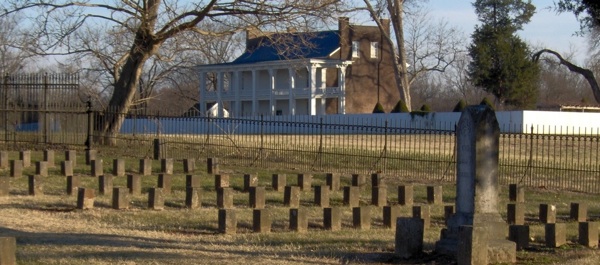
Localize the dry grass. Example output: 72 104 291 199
1 159 600 264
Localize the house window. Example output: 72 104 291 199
352 41 360 58
370 42 379 59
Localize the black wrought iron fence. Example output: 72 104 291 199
1 96 600 193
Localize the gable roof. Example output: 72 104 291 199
230 30 340 65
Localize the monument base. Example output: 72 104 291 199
435 213 516 264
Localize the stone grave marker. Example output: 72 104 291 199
434 105 516 264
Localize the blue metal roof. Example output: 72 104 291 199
230 30 340 65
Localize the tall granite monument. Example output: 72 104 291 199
435 105 515 264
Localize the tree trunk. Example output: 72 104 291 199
532 49 600 104
100 52 150 145
387 0 412 111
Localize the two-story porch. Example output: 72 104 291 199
198 58 351 117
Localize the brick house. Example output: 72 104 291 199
197 17 400 117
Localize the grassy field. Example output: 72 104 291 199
0 154 600 264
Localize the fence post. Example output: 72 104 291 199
85 97 92 151
153 111 162 160
43 73 48 144
2 74 8 144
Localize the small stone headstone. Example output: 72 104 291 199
217 187 233 209
28 175 43 196
157 174 172 195
112 187 130 210
186 175 201 188
10 160 23 178
412 205 431 229
85 149 97 165
112 159 125 176
253 209 271 233
297 173 312 191
545 223 566 248
0 237 17 265
43 150 55 167
325 173 340 191
214 174 230 190
343 186 360 207
371 186 387 207
578 222 598 248
61 161 73 177
185 187 202 209
218 209 236 234
398 185 414 206
351 174 367 191
371 173 385 187
395 217 424 259
0 177 9 197
243 173 258 192
207 157 219 174
507 203 525 225
383 206 401 230
35 161 48 177
272 174 286 192
91 159 103 177
77 188 95 209
353 206 371 230
183 158 195 173
289 208 308 233
148 188 165 210
284 186 300 208
160 158 173 175
570 202 588 222
509 225 530 250
249 186 265 209
0 151 8 169
65 150 77 167
314 185 330 207
426 185 443 205
139 159 152 176
539 204 556 224
509 184 525 203
66 176 80 196
19 150 31 167
324 207 342 231
127 174 142 196
99 175 114 196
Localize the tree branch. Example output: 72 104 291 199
532 48 600 104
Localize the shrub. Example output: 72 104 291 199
480 97 495 110
372 102 385 114
391 100 409 113
420 104 431 112
453 99 467 112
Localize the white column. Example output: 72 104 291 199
308 65 317 115
233 71 240 117
288 68 296 115
199 71 207 114
217 71 224 118
268 68 275 116
252 70 257 115
338 66 347 114
320 97 326 115
318 67 327 88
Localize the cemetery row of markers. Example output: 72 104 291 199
0 150 598 251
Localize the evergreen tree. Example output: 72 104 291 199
480 97 496 110
391 100 410 113
468 0 540 109
372 102 385 113
453 99 467 112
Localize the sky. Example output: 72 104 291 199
428 0 587 63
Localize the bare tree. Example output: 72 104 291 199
0 13 35 74
360 0 464 110
1 0 342 144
